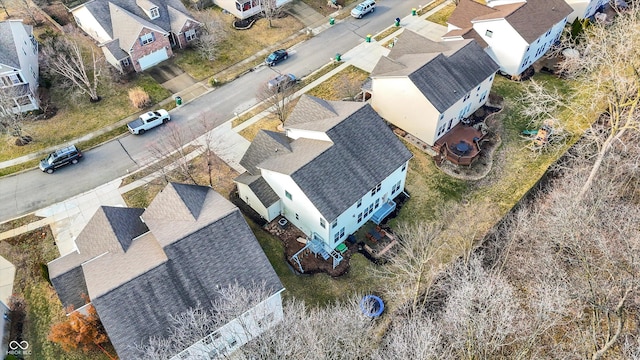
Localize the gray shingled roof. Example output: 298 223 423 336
0 21 30 69
101 39 129 60
94 209 283 359
240 130 292 175
110 2 167 51
292 103 412 221
235 173 280 208
372 32 499 113
78 0 195 49
253 96 412 222
48 206 149 309
49 183 283 360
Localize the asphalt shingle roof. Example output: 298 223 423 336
95 208 282 359
235 173 280 207
446 0 572 44
247 96 412 222
372 31 499 113
77 0 195 49
49 183 283 360
0 21 31 69
239 130 292 176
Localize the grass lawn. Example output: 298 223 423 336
0 73 169 163
174 9 305 81
306 65 369 100
426 3 456 26
250 221 380 306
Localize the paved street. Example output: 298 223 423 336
0 0 448 223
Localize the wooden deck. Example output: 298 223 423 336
433 123 485 166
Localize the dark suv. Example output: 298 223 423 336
39 145 82 174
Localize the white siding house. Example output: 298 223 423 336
216 0 293 20
0 20 39 113
235 95 413 251
443 0 573 77
565 0 609 22
370 30 499 146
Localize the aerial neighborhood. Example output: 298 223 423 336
0 0 638 359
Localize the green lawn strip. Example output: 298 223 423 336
306 65 369 100
373 26 401 42
425 3 455 26
417 0 447 16
0 214 44 233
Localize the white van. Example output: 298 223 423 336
351 0 376 18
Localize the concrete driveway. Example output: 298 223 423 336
145 61 197 94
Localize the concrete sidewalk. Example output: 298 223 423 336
0 1 452 296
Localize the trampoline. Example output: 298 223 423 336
360 295 384 317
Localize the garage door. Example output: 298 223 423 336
138 48 169 70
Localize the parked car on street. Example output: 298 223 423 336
267 73 297 92
351 0 376 18
127 109 171 135
39 145 83 174
265 49 288 66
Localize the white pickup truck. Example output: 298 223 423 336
127 109 171 135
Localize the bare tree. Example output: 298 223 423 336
375 222 448 314
492 137 640 359
438 257 527 359
256 77 297 125
521 4 640 201
40 32 103 102
371 313 445 360
191 10 228 61
147 122 199 185
14 0 45 25
260 0 279 28
0 86 32 144
0 0 10 17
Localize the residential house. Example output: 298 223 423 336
235 95 413 254
70 0 201 72
370 30 499 147
48 183 284 359
217 0 293 20
565 0 608 21
443 0 573 77
0 20 39 113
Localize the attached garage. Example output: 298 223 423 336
138 48 169 70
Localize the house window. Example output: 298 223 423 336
140 32 155 45
285 190 292 200
375 198 380 208
320 219 326 228
74 15 82 26
332 219 338 229
357 199 362 208
334 227 345 242
295 213 299 220
463 93 470 102
150 7 160 19
358 212 363 222
485 29 493 38
121 58 130 67
227 337 238 347
185 28 197 42
402 162 406 171
339 227 345 238
392 180 401 193
30 65 36 80
371 183 382 196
